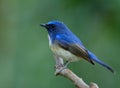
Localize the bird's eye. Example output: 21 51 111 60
50 24 55 28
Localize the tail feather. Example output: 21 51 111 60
88 51 115 73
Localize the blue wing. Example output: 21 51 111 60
55 34 115 73
55 34 94 64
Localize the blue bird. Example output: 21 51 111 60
40 20 114 73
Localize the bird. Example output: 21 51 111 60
40 20 115 73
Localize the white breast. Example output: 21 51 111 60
48 35 52 46
50 44 80 62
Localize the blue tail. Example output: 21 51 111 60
88 51 115 73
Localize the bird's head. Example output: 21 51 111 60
40 21 68 33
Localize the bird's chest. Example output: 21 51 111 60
50 45 79 62
49 44 79 62
48 35 80 62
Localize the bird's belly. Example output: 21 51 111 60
50 45 80 62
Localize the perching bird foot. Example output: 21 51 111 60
55 64 67 76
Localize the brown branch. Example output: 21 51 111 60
54 56 99 88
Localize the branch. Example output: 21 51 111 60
54 56 99 88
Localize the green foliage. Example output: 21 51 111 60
0 0 120 88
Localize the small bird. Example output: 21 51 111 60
40 20 114 73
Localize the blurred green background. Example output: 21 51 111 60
0 0 120 88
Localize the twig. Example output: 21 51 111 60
54 56 99 88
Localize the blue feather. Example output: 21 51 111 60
88 50 115 73
41 20 115 73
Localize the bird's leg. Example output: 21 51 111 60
64 60 71 68
54 55 72 75
54 55 65 75
54 55 64 68
55 60 71 75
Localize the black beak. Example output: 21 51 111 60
40 23 47 27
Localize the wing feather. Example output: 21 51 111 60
55 36 94 64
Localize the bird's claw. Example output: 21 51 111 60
55 64 67 76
